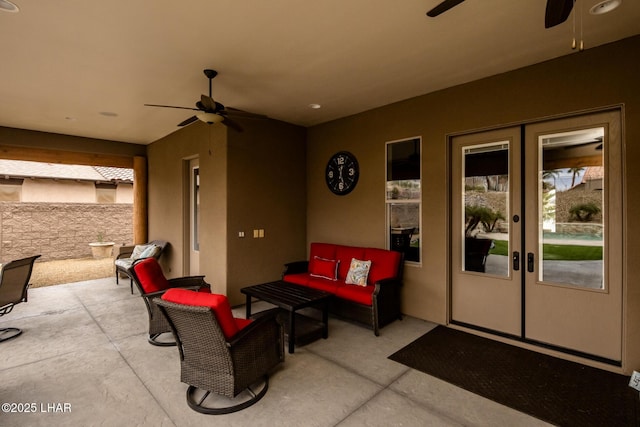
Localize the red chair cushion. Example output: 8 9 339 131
161 288 251 340
133 258 171 293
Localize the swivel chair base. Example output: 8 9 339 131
0 327 22 343
186 375 269 415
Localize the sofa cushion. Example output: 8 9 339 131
132 258 171 293
283 273 310 287
309 242 338 261
305 277 341 294
114 258 134 269
161 288 251 340
335 283 375 306
309 256 339 281
364 247 402 285
345 258 372 286
335 246 366 279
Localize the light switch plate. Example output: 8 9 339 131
629 371 640 391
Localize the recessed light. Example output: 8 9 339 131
589 0 622 15
0 0 19 13
308 103 322 110
99 111 118 117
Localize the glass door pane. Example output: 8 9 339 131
463 142 510 277
538 128 604 289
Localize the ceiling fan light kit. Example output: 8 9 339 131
196 112 224 124
145 68 266 132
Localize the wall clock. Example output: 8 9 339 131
325 151 359 195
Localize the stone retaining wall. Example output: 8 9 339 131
0 202 133 262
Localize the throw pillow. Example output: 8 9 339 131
309 256 339 281
139 244 161 259
345 258 372 287
130 244 151 260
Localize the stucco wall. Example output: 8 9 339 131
0 202 133 261
306 36 640 373
147 119 307 306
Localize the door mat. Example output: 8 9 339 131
388 326 638 426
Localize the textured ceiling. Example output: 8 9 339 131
1 0 638 144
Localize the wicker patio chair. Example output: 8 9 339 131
155 288 285 414
115 239 168 294
128 257 210 346
0 255 41 343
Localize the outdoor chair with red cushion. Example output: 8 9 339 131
155 288 284 415
115 239 168 294
128 257 210 346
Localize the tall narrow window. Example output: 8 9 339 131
386 137 421 263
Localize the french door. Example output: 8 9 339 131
451 110 622 364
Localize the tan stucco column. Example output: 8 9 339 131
133 156 147 244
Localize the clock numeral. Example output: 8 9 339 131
328 170 334 179
338 182 344 191
337 156 345 165
348 167 355 176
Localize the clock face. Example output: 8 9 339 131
325 151 359 195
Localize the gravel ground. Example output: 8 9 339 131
29 257 115 288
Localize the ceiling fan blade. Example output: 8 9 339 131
144 103 199 111
221 117 243 132
177 115 198 127
426 0 465 17
545 0 574 28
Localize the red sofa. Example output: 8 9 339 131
282 242 404 335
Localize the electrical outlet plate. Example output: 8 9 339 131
629 371 640 391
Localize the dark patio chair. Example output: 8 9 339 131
128 257 210 346
0 255 41 343
115 239 168 294
155 288 284 414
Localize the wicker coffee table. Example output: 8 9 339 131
241 280 332 354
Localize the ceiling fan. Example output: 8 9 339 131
144 69 266 132
426 0 575 28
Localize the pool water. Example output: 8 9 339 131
542 232 602 242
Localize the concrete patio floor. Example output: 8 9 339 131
0 277 550 426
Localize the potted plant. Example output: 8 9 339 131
464 205 503 272
89 232 115 259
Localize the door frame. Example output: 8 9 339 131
182 156 200 276
447 105 626 369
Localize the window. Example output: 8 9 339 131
0 178 22 202
386 137 421 263
95 183 117 203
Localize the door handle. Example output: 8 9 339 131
512 251 520 271
527 252 534 273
